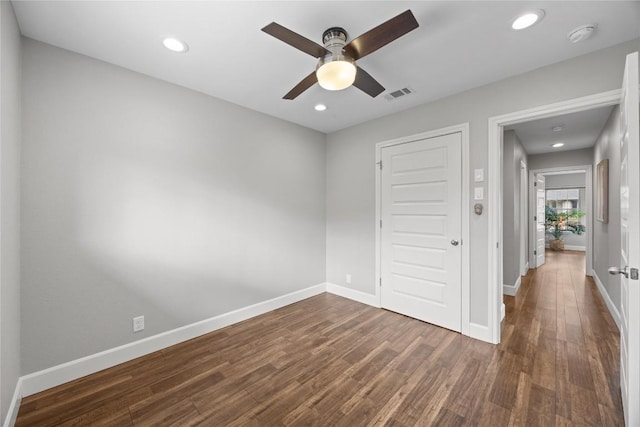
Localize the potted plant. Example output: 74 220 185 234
545 206 586 250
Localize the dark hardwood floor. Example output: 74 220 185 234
16 250 623 426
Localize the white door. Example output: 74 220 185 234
613 51 639 427
380 132 462 332
535 174 546 267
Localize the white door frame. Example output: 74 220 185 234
375 123 470 336
528 166 593 276
520 160 528 276
488 89 621 344
533 173 546 269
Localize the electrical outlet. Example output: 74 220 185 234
133 316 144 332
346 274 352 284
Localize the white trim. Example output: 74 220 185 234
501 303 506 321
375 123 470 337
528 171 538 269
469 322 492 342
545 245 586 251
564 245 586 252
592 271 621 330
2 379 22 427
522 262 529 276
519 161 528 281
544 245 586 251
326 283 379 307
18 283 326 397
489 89 621 344
503 276 521 296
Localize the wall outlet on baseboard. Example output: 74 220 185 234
346 274 352 284
133 316 144 332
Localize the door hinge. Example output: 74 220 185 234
380 219 382 228
377 161 383 170
534 215 537 221
534 182 537 187
379 278 382 287
496 242 499 249
534 250 537 255
631 268 639 280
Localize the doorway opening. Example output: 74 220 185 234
528 166 593 273
487 89 622 344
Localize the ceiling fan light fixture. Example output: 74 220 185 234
316 58 356 91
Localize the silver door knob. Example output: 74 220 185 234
608 266 629 278
451 239 459 246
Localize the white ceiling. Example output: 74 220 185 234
506 105 615 155
11 1 640 133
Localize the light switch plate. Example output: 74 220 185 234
474 169 484 182
474 187 484 200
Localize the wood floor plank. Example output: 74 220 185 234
15 252 624 426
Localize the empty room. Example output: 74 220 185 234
1 1 640 425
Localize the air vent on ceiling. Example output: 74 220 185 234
384 87 415 101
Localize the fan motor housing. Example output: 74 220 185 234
322 27 348 47
319 27 354 67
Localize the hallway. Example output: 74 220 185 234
501 250 623 425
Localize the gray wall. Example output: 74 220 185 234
528 148 593 170
502 131 528 287
544 173 587 249
326 38 640 327
21 39 327 374
1 1 22 421
593 106 622 313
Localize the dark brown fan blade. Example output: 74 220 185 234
262 22 330 58
283 71 318 100
344 10 419 60
353 66 384 98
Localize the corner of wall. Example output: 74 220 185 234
0 0 23 423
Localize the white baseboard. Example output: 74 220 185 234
544 244 585 252
521 262 529 276
3 378 22 427
501 303 506 321
326 283 379 307
503 276 521 296
469 322 495 344
18 283 326 398
592 272 621 330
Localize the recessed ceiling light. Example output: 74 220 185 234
314 104 327 111
162 37 189 53
551 125 565 132
512 10 545 30
552 142 565 148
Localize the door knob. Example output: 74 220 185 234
609 266 629 278
451 239 459 246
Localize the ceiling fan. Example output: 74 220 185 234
261 10 419 100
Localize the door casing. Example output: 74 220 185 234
488 89 622 344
